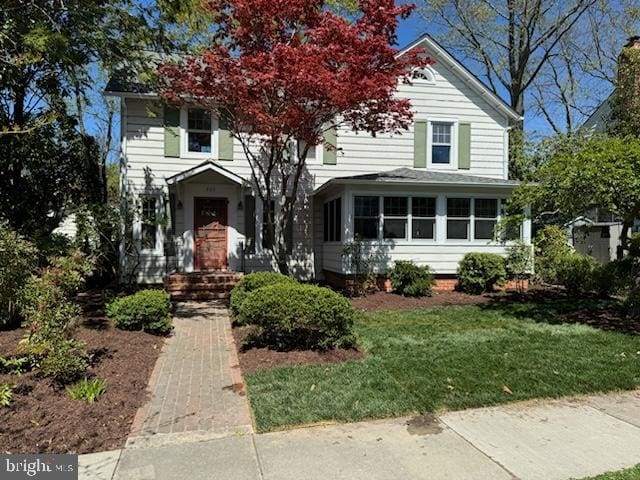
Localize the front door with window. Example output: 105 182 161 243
194 197 228 271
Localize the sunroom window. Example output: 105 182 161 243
412 197 436 239
383 197 408 239
187 109 212 153
447 198 470 240
323 197 341 242
431 122 452 164
475 199 499 240
354 196 379 240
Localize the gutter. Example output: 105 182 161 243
312 178 519 196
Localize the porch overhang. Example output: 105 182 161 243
312 167 520 196
165 160 247 186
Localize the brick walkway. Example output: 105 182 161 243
129 302 252 439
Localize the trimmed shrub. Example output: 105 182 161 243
106 289 172 335
388 261 435 297
237 283 355 350
0 223 37 328
457 253 507 294
556 254 599 295
594 258 635 297
534 225 573 284
230 272 296 316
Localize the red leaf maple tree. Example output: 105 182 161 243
159 0 431 274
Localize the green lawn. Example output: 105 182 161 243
245 301 640 432
579 465 640 479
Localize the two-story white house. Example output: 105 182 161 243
106 34 530 292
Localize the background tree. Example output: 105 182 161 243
159 0 429 274
0 0 169 242
416 0 599 178
511 135 640 259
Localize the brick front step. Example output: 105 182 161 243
165 282 238 292
164 271 243 302
170 292 232 301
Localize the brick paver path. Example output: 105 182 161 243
130 302 252 438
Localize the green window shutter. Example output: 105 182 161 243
163 106 180 158
323 125 337 165
458 123 471 170
414 120 427 168
244 195 256 254
218 114 234 161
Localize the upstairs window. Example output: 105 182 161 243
297 139 316 160
431 122 452 164
412 67 435 83
412 197 436 240
187 109 212 153
354 196 379 240
323 198 342 242
141 196 158 250
475 199 499 240
383 197 408 239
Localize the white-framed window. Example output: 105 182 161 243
262 200 275 249
181 108 217 157
446 198 471 240
323 197 342 242
427 119 458 169
411 66 436 84
297 139 316 161
354 196 379 240
475 199 499 240
412 197 436 240
383 196 408 240
140 195 159 251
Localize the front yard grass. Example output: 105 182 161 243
245 301 640 432
579 465 640 479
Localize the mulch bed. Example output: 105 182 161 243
0 307 164 454
350 290 495 311
233 326 365 375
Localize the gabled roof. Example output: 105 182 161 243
313 167 519 195
399 34 522 122
165 161 246 186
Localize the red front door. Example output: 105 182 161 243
194 197 228 271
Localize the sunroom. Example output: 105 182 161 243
312 168 531 287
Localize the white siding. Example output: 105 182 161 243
120 42 516 282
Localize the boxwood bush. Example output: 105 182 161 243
230 271 296 316
106 289 172 335
237 283 355 350
388 261 435 297
556 254 599 296
457 253 507 294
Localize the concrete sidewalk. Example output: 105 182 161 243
80 390 640 480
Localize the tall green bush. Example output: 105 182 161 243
0 223 37 328
230 272 296 315
237 283 355 350
457 253 507 294
556 254 599 295
505 241 533 292
388 261 434 297
106 289 172 335
534 225 573 284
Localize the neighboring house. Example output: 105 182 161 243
105 34 530 289
575 36 640 261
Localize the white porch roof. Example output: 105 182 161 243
165 160 246 186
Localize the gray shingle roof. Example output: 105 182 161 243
331 167 518 186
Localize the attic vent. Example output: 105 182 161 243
412 66 435 84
